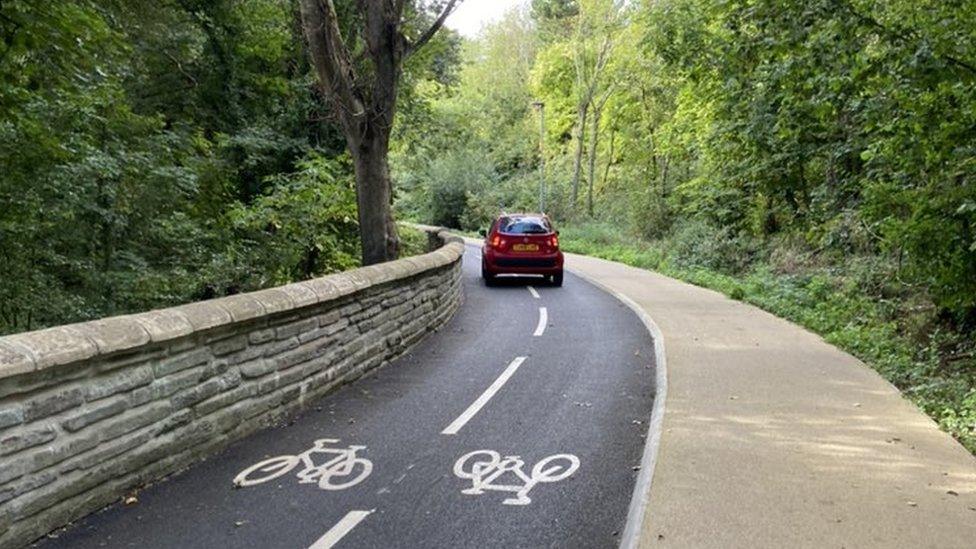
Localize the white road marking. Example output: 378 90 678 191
233 439 372 491
527 286 540 299
442 357 528 435
309 510 373 549
533 307 548 337
454 450 580 505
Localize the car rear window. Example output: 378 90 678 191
499 217 551 235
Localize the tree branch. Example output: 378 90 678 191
299 0 367 136
405 0 461 59
836 0 976 76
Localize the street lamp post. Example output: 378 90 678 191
531 100 546 213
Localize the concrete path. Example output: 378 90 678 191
36 246 655 549
565 252 976 548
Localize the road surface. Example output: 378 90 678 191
37 246 656 549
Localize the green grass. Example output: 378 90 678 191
560 222 976 455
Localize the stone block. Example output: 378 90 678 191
217 294 265 323
239 359 274 379
154 347 211 378
24 386 84 421
176 301 233 331
251 288 294 315
99 402 171 442
0 422 56 455
4 326 96 372
150 367 203 400
211 335 247 356
86 366 153 401
62 395 129 433
302 278 339 303
0 341 36 377
0 404 24 430
131 310 193 343
278 283 318 309
248 328 275 345
274 317 318 341
78 316 150 355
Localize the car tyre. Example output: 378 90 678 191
551 271 563 287
482 263 496 287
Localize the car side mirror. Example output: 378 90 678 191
555 230 560 236
479 229 487 237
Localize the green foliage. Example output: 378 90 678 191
221 153 361 290
0 0 452 334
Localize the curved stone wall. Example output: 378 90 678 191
0 228 464 547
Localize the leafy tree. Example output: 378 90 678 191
298 0 462 265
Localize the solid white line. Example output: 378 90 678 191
565 261 668 549
442 357 528 435
527 286 540 299
309 510 374 549
533 307 548 337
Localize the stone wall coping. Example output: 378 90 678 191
0 228 463 380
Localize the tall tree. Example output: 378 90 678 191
569 0 619 209
299 0 460 264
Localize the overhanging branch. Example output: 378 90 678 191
405 0 461 59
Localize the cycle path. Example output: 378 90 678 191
565 252 976 548
36 246 655 549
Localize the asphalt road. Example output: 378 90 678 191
37 246 656 549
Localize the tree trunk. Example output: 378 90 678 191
601 128 615 192
571 101 589 208
350 131 399 265
587 104 603 217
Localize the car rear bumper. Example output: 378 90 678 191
483 249 564 275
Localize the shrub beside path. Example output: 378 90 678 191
565 252 976 548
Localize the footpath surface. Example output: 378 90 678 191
565 252 976 548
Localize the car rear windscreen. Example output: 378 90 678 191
500 217 551 234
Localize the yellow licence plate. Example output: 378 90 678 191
512 243 539 252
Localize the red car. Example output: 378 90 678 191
480 213 564 287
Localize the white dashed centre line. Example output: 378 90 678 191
441 356 528 435
527 286 540 299
533 307 548 337
309 510 373 549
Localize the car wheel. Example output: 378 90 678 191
551 271 563 287
482 263 496 287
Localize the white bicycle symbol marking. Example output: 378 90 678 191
233 438 372 491
453 450 580 505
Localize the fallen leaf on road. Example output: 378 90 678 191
853 403 862 408
123 496 138 506
906 501 917 507
947 490 959 496
235 521 247 527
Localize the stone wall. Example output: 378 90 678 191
0 229 464 547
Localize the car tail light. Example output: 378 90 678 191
549 235 559 248
490 235 506 249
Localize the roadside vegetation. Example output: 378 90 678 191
0 1 454 334
392 1 976 453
